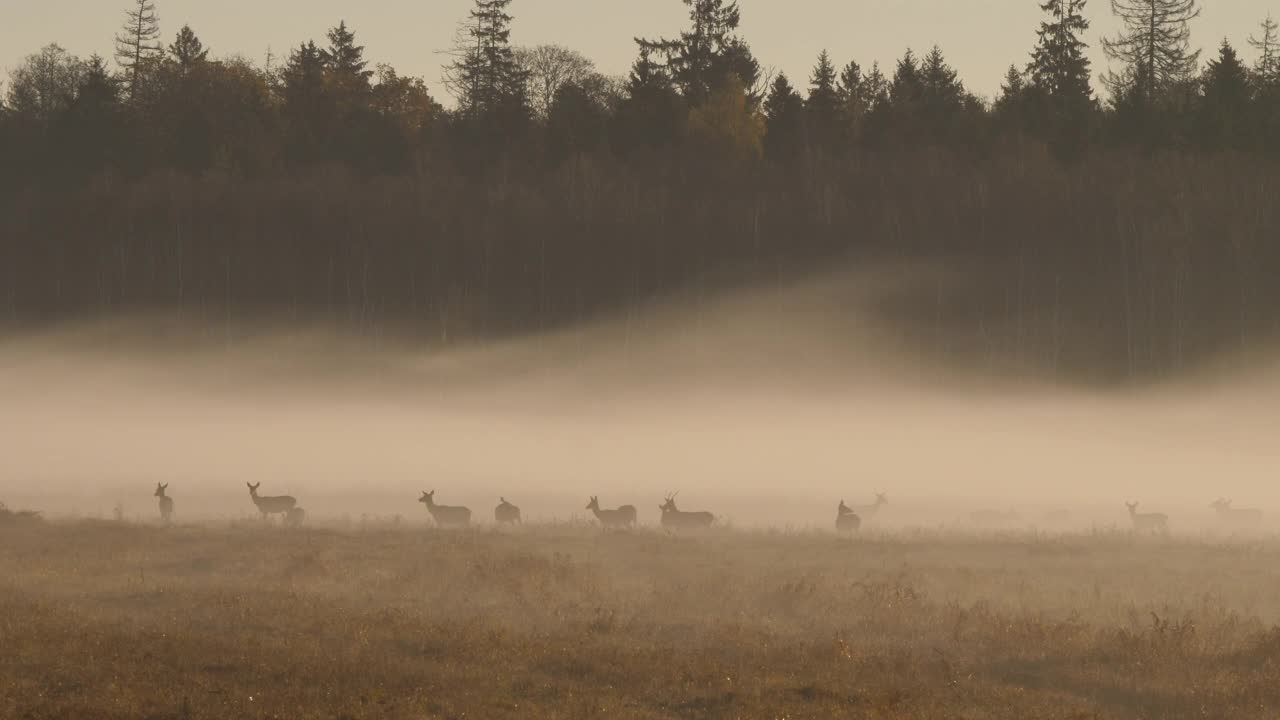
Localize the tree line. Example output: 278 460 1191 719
2 0 1280 382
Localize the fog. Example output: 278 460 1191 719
3 266 1279 529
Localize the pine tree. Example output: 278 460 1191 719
637 0 760 106
806 50 839 145
763 72 803 160
836 61 868 142
446 0 531 124
1249 15 1280 85
921 45 963 111
615 47 686 151
169 25 208 70
1028 0 1092 104
115 0 163 99
1103 0 1201 105
1196 39 1252 150
322 21 373 87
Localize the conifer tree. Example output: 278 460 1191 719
169 25 208 70
115 0 162 99
446 0 531 124
763 72 803 160
637 0 760 106
1028 0 1092 105
807 50 840 146
1196 39 1252 150
322 21 373 88
1103 0 1201 105
1249 15 1280 85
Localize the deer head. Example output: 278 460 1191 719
875 492 888 505
838 499 851 515
1125 501 1138 513
154 483 168 497
247 482 260 497
419 490 434 506
659 492 679 513
586 496 599 510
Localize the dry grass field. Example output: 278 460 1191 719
4 517 1280 720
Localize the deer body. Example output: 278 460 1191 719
1126 502 1169 535
659 495 714 530
285 507 306 527
420 491 471 528
247 482 296 519
836 500 861 532
495 497 521 524
154 483 174 523
586 496 637 528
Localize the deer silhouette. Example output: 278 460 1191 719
247 482 296 521
836 500 861 532
419 490 471 528
1126 501 1169 535
586 496 637 528
1209 498 1263 525
494 497 521 524
658 493 714 530
154 483 174 523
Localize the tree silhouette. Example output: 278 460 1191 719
446 0 530 125
1249 15 1280 85
763 72 803 160
115 0 163 99
1103 0 1201 105
806 50 840 147
516 45 596 120
169 25 208 70
637 0 760 106
1196 40 1252 150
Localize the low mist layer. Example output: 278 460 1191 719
3 265 1279 528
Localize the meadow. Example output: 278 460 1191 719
3 515 1280 719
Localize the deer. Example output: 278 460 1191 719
154 483 174 523
285 507 306 527
419 490 471 528
836 500 861 532
494 497 522 524
586 496 637 528
1125 501 1169 535
247 482 297 521
658 493 714 530
1209 498 1264 525
849 492 888 520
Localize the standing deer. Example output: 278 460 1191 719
849 493 888 520
494 497 522 524
658 493 714 530
154 483 174 523
836 500 861 532
586 496 637 528
1209 498 1264 525
1125 502 1169 535
419 490 471 528
247 482 297 521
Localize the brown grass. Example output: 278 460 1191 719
3 520 1280 719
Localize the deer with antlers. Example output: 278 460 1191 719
835 500 861 532
586 496 637 528
1125 502 1169 535
419 491 471 528
247 482 296 521
154 483 174 524
494 497 522 524
658 493 714 530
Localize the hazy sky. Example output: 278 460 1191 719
4 1 1276 101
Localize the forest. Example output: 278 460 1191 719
3 0 1280 381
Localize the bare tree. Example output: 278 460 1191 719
515 44 595 119
1250 14 1280 84
1102 0 1201 101
115 0 163 99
